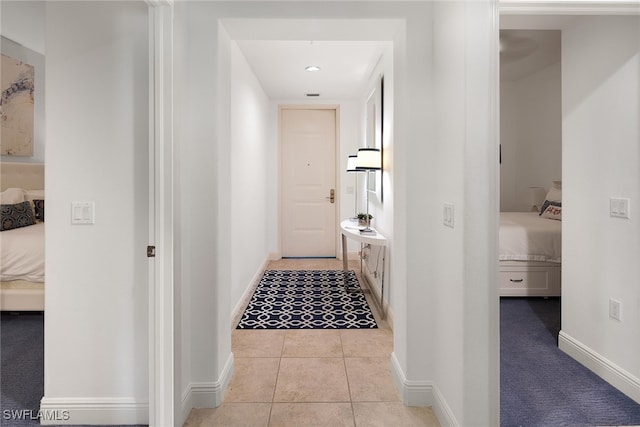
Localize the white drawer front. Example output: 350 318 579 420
501 270 549 290
499 266 561 296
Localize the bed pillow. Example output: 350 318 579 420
540 202 562 220
23 190 45 222
539 200 561 215
0 188 25 205
25 189 44 200
1 201 36 231
544 187 562 203
32 199 45 222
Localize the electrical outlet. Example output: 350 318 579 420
443 203 454 228
609 299 621 321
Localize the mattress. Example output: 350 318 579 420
499 212 561 264
0 222 45 282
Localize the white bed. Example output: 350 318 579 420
499 212 561 297
1 162 45 311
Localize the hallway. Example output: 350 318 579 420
183 259 440 426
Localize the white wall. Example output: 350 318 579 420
42 1 148 424
500 61 562 211
174 3 498 426
561 15 640 402
1 1 46 164
500 80 519 207
174 4 231 420
173 2 190 422
230 41 273 310
0 1 45 55
336 100 364 236
429 2 499 424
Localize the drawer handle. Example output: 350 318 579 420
510 278 524 283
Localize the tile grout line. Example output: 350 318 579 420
339 330 358 427
266 330 287 426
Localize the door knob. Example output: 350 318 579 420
325 189 335 203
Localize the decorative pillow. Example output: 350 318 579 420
541 203 562 220
0 188 25 205
33 199 45 222
22 190 45 222
1 201 36 231
539 200 561 215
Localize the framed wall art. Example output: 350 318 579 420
1 36 43 159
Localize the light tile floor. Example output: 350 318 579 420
183 259 440 427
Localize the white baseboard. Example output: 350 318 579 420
431 384 459 427
390 352 458 427
559 331 640 404
39 397 148 425
230 256 271 328
180 353 235 425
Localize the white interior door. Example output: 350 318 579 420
281 107 337 257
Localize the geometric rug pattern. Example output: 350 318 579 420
236 270 378 329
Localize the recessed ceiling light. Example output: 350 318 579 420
305 65 321 72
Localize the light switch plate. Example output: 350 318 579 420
610 197 630 219
71 201 95 225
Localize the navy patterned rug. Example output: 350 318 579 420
236 270 378 329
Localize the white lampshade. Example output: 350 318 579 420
527 187 547 210
346 155 360 172
355 148 381 171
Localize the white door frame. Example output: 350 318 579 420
497 0 640 412
277 104 341 259
146 1 174 426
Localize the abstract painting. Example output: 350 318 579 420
1 53 34 156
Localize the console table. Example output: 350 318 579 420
340 219 388 319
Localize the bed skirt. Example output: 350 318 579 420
1 280 44 311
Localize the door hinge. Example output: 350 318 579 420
147 245 156 258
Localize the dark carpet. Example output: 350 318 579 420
1 312 146 427
1 312 44 427
237 269 378 329
501 297 640 426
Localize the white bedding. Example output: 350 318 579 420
500 212 561 263
0 222 45 282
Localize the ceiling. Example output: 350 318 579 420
237 34 560 98
235 40 388 100
500 29 561 82
234 15 564 100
